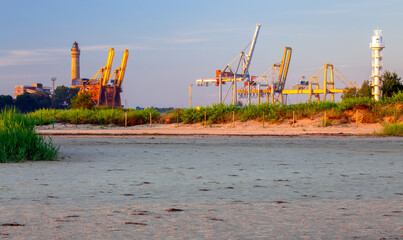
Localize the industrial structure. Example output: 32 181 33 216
71 42 129 108
14 83 51 98
370 30 385 101
196 24 261 105
195 24 355 105
237 47 292 104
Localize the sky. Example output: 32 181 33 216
0 0 402 108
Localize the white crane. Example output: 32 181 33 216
196 24 262 105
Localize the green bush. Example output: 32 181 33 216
338 97 375 111
0 108 59 162
382 91 403 104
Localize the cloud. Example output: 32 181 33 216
0 44 153 67
0 49 55 67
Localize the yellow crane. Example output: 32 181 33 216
237 47 292 104
108 49 129 108
286 64 355 102
73 48 129 108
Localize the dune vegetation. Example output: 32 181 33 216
0 109 59 163
24 91 403 128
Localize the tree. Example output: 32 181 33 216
52 86 79 109
32 92 51 109
70 92 94 109
15 93 38 113
358 80 373 98
341 87 359 100
381 71 403 98
0 95 13 110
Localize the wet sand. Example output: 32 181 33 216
1 137 402 239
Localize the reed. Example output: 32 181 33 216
0 108 59 163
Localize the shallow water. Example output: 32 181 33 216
1 136 401 207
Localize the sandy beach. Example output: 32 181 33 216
35 119 384 136
1 136 402 239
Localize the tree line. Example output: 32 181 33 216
0 86 79 113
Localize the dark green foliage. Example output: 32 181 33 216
15 93 38 113
15 93 52 113
32 92 51 109
0 95 13 110
342 80 373 100
52 86 79 109
359 80 373 98
0 109 59 163
338 97 375 111
341 87 359 100
70 92 94 109
381 71 403 98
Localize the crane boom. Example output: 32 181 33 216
116 49 129 88
277 47 292 91
101 48 114 86
243 24 261 76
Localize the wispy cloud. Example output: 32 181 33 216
0 44 153 67
0 49 55 67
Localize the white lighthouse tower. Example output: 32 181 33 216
370 30 385 101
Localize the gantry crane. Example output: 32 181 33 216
73 48 129 108
238 47 292 104
286 64 356 102
196 24 262 105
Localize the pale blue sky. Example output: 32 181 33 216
0 0 402 107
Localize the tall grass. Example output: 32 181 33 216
379 123 403 136
28 94 403 126
0 108 59 163
180 101 340 124
30 108 160 126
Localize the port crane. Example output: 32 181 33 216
73 48 129 108
196 24 261 105
238 47 292 104
285 64 356 102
